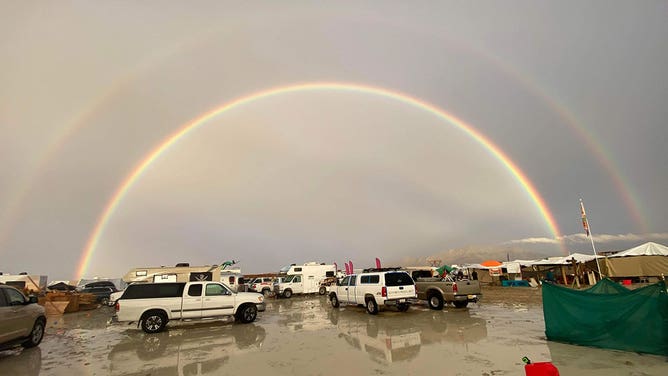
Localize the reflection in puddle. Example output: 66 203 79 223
108 321 265 376
328 307 488 364
0 347 41 376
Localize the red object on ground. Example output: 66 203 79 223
622 279 632 285
525 362 560 376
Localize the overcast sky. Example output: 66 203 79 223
1 1 666 280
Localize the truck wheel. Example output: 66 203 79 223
318 286 327 295
21 318 45 348
262 289 271 297
365 298 378 315
330 294 340 308
428 294 444 310
141 310 167 333
237 304 258 323
453 300 469 308
397 303 410 312
283 289 292 299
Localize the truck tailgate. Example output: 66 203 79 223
453 280 481 296
387 285 416 299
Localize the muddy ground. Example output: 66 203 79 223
1 286 665 375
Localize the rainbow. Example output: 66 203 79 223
77 82 564 278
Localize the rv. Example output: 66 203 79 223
0 273 47 293
123 263 246 291
274 262 336 298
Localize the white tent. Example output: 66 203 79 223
607 242 668 258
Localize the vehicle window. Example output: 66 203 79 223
5 288 26 305
411 270 433 280
340 276 350 286
0 288 8 306
294 267 302 272
293 276 301 283
188 284 202 297
325 271 335 277
284 275 295 283
361 275 379 284
205 283 228 296
349 276 356 286
122 283 185 299
263 278 272 283
228 276 235 284
384 272 414 286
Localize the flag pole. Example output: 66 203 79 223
580 199 603 278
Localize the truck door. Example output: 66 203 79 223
181 283 204 319
337 276 351 303
292 275 304 294
348 275 357 303
202 283 235 317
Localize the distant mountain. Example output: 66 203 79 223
393 244 560 267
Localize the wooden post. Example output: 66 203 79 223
560 265 568 285
570 258 580 288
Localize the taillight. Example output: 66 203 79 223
115 301 120 311
453 283 458 294
381 286 387 297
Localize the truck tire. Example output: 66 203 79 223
397 303 410 312
365 298 378 315
283 289 292 299
236 304 258 323
330 293 340 308
21 318 45 348
262 288 271 297
453 300 469 308
141 310 168 333
428 294 444 310
319 286 327 295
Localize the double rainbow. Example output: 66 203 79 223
77 82 563 278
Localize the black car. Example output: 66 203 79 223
80 287 115 304
84 281 118 290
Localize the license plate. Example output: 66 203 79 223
467 295 476 299
398 299 406 303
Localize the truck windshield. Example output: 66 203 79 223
283 275 295 283
385 272 414 286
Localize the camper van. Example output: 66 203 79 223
274 262 336 298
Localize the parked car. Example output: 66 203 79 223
328 269 416 314
80 286 116 304
408 269 481 309
248 278 274 296
112 281 266 333
83 281 118 290
0 285 47 350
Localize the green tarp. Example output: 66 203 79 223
542 278 668 356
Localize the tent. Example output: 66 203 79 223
543 278 668 356
603 242 668 278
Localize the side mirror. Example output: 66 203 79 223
28 295 38 304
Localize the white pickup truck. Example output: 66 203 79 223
113 281 266 333
328 269 417 314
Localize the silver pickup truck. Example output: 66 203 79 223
409 270 481 310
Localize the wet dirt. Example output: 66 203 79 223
1 286 665 375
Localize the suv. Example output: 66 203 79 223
0 285 47 350
81 286 116 304
328 269 416 314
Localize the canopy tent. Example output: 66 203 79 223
542 278 668 356
603 242 668 278
607 241 668 258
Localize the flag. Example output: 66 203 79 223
580 199 590 236
375 258 381 269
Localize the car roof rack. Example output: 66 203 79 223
361 267 402 273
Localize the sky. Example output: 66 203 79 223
1 1 666 281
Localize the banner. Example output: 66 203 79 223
488 267 503 276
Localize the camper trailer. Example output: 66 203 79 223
274 262 336 298
123 263 245 290
0 273 47 293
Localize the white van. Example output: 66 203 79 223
274 262 337 298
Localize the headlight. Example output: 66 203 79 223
258 296 264 302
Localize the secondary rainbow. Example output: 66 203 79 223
77 82 564 278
